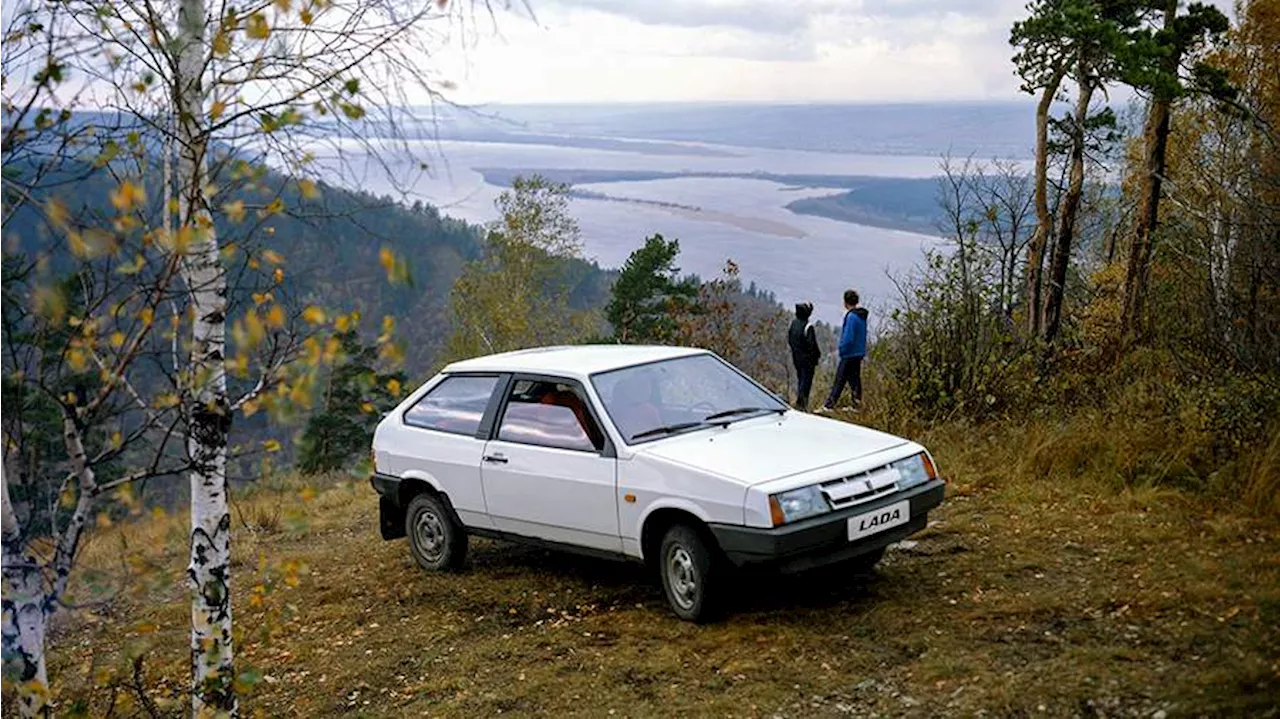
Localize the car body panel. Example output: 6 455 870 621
479 438 622 553
633 411 912 487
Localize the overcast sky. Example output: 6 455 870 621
439 0 1034 104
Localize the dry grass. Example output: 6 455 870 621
40 417 1280 718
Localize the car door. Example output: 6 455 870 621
480 375 622 553
395 373 507 528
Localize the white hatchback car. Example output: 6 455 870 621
371 345 945 621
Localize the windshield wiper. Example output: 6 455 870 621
703 406 786 423
630 421 705 441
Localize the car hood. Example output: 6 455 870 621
634 411 911 486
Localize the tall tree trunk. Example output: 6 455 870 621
175 0 237 714
1043 65 1096 342
1024 67 1066 337
1120 0 1179 342
1 473 49 719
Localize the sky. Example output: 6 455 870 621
439 0 1035 104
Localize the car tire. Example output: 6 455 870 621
405 493 467 572
658 524 723 623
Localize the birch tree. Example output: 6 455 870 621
4 0 476 713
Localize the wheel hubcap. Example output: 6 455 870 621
667 546 698 610
414 509 446 563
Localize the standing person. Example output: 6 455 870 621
787 302 821 411
820 289 868 413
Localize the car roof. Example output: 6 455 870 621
441 344 707 378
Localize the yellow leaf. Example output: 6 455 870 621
273 268 285 283
244 310 265 347
135 622 159 634
246 12 270 39
110 180 145 212
379 247 394 274
261 197 284 216
263 439 282 453
386 378 402 397
110 331 126 349
323 336 340 361
334 314 352 332
381 315 395 335
210 100 227 122
96 513 112 528
151 506 166 520
297 179 319 199
241 398 260 417
212 31 231 56
232 353 250 378
223 200 246 223
262 249 284 265
252 292 272 306
265 305 285 329
172 226 196 253
67 347 88 371
152 393 180 409
139 307 155 326
299 486 316 502
360 402 375 414
300 8 313 24
275 0 292 11
301 306 326 325
46 197 70 228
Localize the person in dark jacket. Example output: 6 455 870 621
820 289 867 412
787 302 821 411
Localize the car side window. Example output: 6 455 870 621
497 379 605 453
403 375 499 436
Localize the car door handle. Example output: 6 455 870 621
483 454 508 464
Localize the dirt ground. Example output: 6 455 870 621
42 425 1280 718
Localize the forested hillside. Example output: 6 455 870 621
2 157 614 375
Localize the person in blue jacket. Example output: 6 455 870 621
820 289 867 412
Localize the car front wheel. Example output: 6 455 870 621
405 493 467 572
659 524 722 622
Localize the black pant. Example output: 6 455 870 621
824 356 863 409
793 362 816 411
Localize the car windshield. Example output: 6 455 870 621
592 354 786 444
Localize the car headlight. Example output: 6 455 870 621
891 452 938 490
768 485 829 525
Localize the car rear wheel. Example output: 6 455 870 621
406 493 467 572
659 524 722 622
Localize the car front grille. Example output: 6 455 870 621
820 465 900 509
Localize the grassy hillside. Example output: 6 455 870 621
41 409 1279 717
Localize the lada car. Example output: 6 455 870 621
371 345 945 621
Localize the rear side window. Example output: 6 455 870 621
403 375 499 436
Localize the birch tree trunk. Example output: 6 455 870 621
174 0 237 714
1 473 49 719
1024 67 1066 338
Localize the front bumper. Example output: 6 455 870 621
709 479 945 574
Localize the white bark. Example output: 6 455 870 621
174 0 237 714
1 471 50 719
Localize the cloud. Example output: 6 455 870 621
435 0 1034 103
